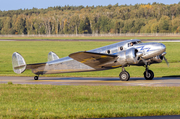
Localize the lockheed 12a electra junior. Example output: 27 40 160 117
12 39 168 81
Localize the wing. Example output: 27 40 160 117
69 51 118 68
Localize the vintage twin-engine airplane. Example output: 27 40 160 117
12 39 168 81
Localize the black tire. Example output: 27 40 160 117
144 70 154 80
119 71 130 81
34 76 39 80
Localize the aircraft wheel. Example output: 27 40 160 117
144 70 154 80
119 71 130 81
34 76 39 80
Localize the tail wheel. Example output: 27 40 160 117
119 71 130 81
34 76 39 80
144 70 154 80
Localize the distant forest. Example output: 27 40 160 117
1 2 180 35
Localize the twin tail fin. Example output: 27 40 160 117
12 52 26 74
12 51 60 74
48 51 59 62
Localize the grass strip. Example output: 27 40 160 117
0 84 180 118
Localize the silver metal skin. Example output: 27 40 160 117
12 52 26 74
12 39 166 80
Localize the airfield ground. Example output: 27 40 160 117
0 38 180 118
1 83 180 118
1 76 180 87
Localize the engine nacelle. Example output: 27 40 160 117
116 48 140 66
151 56 162 63
151 52 166 63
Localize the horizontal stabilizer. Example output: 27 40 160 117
69 51 117 68
26 63 46 69
12 52 26 74
48 51 59 62
12 52 47 74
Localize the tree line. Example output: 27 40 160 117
1 2 180 35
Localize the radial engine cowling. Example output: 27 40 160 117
116 48 141 66
151 52 166 63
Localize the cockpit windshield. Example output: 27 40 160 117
137 41 142 44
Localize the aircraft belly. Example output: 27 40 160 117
35 59 95 74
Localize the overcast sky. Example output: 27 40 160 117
1 0 180 11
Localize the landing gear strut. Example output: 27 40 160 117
119 67 130 81
34 75 39 80
143 65 154 80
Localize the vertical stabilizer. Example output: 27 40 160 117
12 52 26 74
48 51 59 62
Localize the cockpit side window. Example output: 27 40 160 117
128 42 138 47
133 42 137 45
128 43 132 47
128 41 142 47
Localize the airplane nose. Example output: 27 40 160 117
159 43 166 52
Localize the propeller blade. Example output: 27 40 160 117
163 56 169 67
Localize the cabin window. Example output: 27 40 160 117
106 50 111 54
119 46 123 51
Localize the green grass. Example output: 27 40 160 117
1 36 180 40
0 41 179 77
0 84 180 118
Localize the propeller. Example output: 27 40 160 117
160 52 169 67
163 56 169 67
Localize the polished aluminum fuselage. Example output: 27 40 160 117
31 40 166 75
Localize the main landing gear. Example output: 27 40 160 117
119 65 154 81
143 65 154 80
119 67 130 81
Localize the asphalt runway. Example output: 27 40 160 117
1 76 180 86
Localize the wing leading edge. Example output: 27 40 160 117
69 51 118 68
